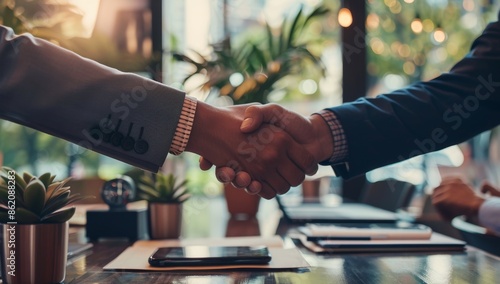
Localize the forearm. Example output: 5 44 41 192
0 26 185 172
324 18 500 178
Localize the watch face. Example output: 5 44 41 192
101 176 136 209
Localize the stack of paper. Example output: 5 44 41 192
291 223 465 254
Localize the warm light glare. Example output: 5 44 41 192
411 19 423 33
398 44 411 58
404 0 414 3
366 13 380 30
125 21 138 54
389 2 402 14
391 41 401 53
403 61 415 75
67 0 101 37
338 8 353 28
186 0 211 53
370 38 385 55
413 54 425 66
433 28 447 43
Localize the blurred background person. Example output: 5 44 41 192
432 177 500 235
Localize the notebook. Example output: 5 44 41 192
291 231 465 254
276 195 398 223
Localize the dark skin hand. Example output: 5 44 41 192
199 103 333 196
432 177 486 221
187 102 318 199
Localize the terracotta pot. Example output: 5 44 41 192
0 222 68 284
148 202 182 239
225 216 260 237
224 184 260 218
302 180 321 202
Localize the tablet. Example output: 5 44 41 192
300 222 432 240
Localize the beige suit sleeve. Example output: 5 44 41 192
0 25 185 172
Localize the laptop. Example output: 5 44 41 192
276 194 398 224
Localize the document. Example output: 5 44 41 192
103 235 310 271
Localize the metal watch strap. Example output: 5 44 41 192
169 96 197 155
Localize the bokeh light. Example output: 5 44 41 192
411 18 423 33
432 28 447 43
338 8 353 27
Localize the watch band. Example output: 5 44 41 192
169 96 197 155
316 109 348 164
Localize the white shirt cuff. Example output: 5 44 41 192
478 197 500 235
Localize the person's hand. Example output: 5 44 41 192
480 182 500 197
432 177 486 221
186 102 318 199
199 104 333 195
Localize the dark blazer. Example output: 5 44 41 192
329 13 500 179
0 26 186 172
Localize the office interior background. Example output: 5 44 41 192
0 0 499 236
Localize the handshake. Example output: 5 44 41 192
184 102 335 199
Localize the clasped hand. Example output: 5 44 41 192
196 103 334 199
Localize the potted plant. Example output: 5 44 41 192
0 167 90 284
137 172 190 239
173 6 328 216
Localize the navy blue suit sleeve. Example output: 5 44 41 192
327 16 500 179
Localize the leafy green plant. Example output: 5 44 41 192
138 172 190 203
173 5 329 104
0 167 91 224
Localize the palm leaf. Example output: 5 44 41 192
265 23 276 59
303 5 329 27
278 20 287 55
250 43 268 69
172 52 203 66
138 184 161 198
287 6 304 48
173 180 188 192
294 46 326 73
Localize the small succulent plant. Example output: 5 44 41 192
138 172 190 203
0 167 91 224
